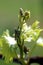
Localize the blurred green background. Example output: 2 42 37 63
0 0 43 35
0 0 43 65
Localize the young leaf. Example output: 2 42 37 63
32 21 39 29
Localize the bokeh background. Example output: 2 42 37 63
0 0 43 35
0 0 43 65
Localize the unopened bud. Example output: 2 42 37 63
20 8 24 17
24 11 30 20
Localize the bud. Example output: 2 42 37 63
24 11 30 20
19 8 24 17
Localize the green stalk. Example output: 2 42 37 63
20 45 27 65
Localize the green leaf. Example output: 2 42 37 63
0 30 17 63
32 21 39 29
31 63 40 65
2 29 10 36
1 38 17 63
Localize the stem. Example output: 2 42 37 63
18 17 27 65
20 46 23 59
20 46 26 65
